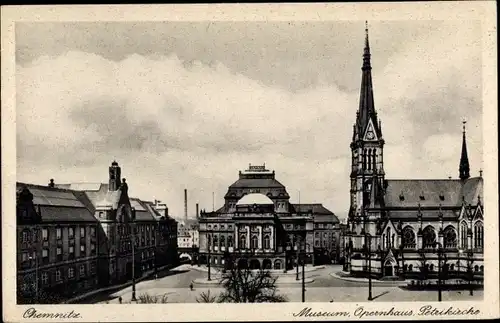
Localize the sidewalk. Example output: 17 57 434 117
330 271 410 285
62 264 177 304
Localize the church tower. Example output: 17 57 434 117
109 160 121 191
349 22 385 221
459 121 470 180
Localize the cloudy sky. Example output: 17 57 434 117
16 20 483 220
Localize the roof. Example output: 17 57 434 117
291 203 335 215
387 209 458 219
228 178 285 189
68 183 122 209
16 183 96 223
459 177 483 205
56 182 104 191
130 198 156 222
236 193 274 206
384 179 464 207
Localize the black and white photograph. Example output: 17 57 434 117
2 2 498 322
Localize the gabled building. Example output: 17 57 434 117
345 24 484 279
16 182 99 304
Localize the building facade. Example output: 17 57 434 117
198 164 339 270
16 183 99 304
345 26 484 280
17 161 179 303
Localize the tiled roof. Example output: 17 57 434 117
228 178 285 189
459 177 483 205
16 183 96 223
38 206 97 223
130 199 156 222
384 179 464 207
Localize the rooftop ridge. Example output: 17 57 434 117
17 182 76 192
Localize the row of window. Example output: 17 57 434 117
21 243 96 263
400 223 484 249
21 227 96 243
401 264 484 273
206 234 273 250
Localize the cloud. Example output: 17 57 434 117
16 21 483 219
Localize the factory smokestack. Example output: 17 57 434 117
196 203 199 219
184 189 188 221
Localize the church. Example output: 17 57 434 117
345 25 484 280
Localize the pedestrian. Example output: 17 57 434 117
118 296 122 304
190 283 194 291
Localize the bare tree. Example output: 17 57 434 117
196 290 218 303
137 292 169 303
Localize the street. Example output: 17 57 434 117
89 264 483 304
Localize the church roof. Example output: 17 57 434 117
236 193 274 206
384 177 483 208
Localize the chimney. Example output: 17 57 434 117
184 189 188 221
48 179 55 188
196 203 199 219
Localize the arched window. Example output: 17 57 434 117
460 222 468 249
408 264 413 272
372 149 376 171
443 226 457 248
263 235 270 249
474 222 483 249
367 149 372 170
207 234 211 247
239 235 246 249
251 235 259 249
429 264 435 272
387 227 392 248
213 235 218 248
402 226 416 248
480 265 484 272
220 236 225 248
423 226 436 248
474 265 479 272
228 236 233 248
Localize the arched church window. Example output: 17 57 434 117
402 226 416 249
263 235 270 249
240 235 246 249
228 236 233 247
387 227 391 248
251 235 259 249
213 235 218 248
220 235 225 248
423 226 436 249
372 149 377 171
460 222 468 249
474 222 483 249
443 226 457 248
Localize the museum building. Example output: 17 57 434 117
198 164 339 271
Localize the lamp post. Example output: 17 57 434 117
466 249 473 296
458 249 463 282
131 213 137 303
366 236 372 301
434 242 443 302
301 242 310 302
207 231 212 281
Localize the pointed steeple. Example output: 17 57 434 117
357 21 380 138
459 120 470 180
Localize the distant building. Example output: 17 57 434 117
177 219 199 262
16 161 178 303
198 164 339 271
345 26 484 279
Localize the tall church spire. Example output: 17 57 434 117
459 120 470 180
357 21 379 137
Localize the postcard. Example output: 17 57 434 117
1 2 498 322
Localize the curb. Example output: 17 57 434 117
329 272 409 285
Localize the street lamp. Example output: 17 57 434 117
28 253 39 304
207 233 212 281
131 209 137 303
457 249 463 282
466 249 474 296
433 242 443 302
364 236 373 301
301 242 311 303
295 243 300 281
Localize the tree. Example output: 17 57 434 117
196 266 288 303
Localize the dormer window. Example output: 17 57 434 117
439 195 445 201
